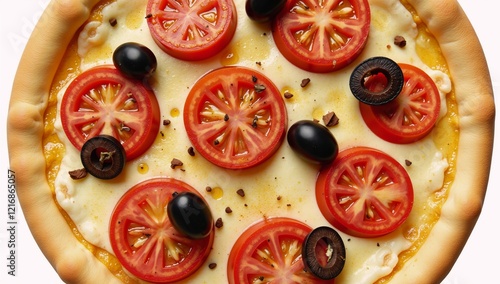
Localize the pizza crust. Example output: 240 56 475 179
392 0 495 282
7 0 119 283
7 0 494 283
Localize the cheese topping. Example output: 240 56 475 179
49 0 454 282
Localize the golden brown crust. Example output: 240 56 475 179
7 0 119 283
392 0 495 283
7 0 494 283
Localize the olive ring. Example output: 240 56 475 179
80 135 126 180
301 226 346 280
349 56 404 105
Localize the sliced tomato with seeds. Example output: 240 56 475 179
316 147 413 238
272 0 371 73
109 178 214 283
359 63 442 144
60 66 160 160
227 217 331 284
146 0 237 61
183 66 287 169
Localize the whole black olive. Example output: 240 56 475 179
113 42 157 80
287 120 339 164
245 0 286 22
80 135 126 180
302 227 346 280
349 56 404 105
167 192 213 239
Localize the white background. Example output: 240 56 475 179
0 1 498 283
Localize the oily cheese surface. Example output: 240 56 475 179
7 0 489 283
48 0 454 283
49 1 451 283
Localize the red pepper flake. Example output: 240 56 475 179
215 218 224 228
163 119 171 126
170 158 183 169
405 159 413 166
323 111 339 127
394 35 407 48
208 263 217 269
236 189 245 197
225 207 233 214
188 147 195 156
69 168 87 180
300 78 311 88
283 92 294 99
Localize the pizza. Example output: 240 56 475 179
7 0 494 283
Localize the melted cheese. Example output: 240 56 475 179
45 0 458 283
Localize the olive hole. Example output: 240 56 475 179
314 237 337 269
363 70 390 94
90 147 114 171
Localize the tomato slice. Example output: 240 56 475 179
60 66 160 160
109 178 214 283
227 217 331 283
316 147 413 238
146 0 237 61
359 63 441 144
272 0 371 73
183 66 287 169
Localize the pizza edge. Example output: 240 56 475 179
391 0 495 283
6 0 494 283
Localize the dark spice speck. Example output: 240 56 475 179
215 218 223 228
109 18 117 27
301 78 311 88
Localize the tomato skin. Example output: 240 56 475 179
316 147 413 238
359 64 441 144
183 66 287 169
146 0 237 61
228 217 331 284
60 66 160 160
272 0 371 73
109 178 214 283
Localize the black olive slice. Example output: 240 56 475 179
302 226 346 280
287 120 339 164
167 192 214 239
113 42 157 80
349 57 404 105
80 135 126 180
245 0 286 22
